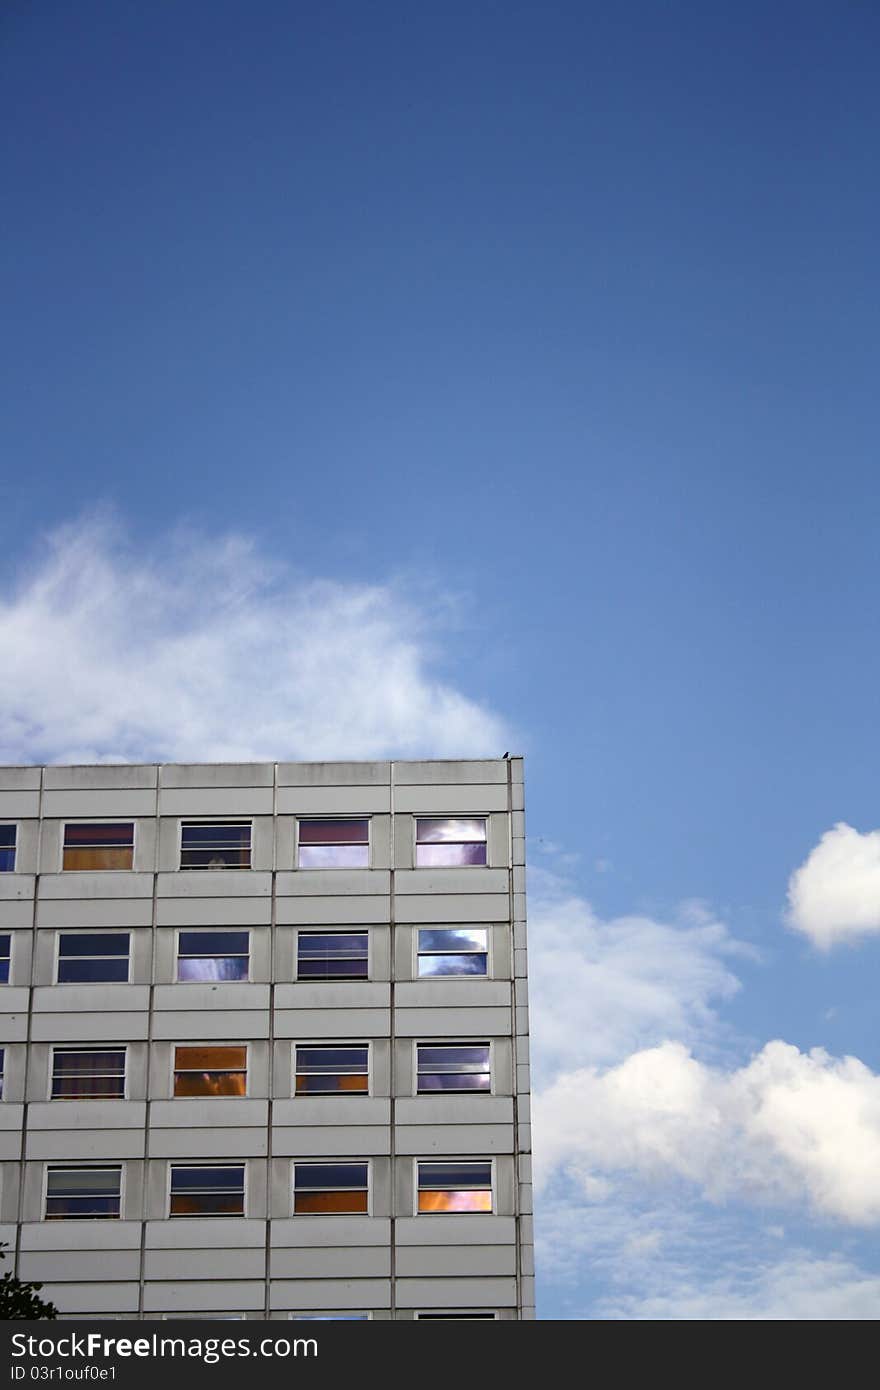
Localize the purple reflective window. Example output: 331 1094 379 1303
298 844 369 869
177 930 249 982
416 819 487 844
299 821 369 845
415 842 487 867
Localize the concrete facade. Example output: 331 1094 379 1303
0 759 533 1319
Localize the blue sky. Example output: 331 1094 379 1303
3 1 880 1317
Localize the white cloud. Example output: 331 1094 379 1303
787 822 880 949
528 866 751 1085
0 515 509 764
534 1039 880 1225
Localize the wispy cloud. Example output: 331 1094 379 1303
787 822 880 950
0 515 510 764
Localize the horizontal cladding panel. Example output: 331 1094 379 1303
276 787 391 815
0 876 36 902
152 1011 270 1040
273 1099 390 1127
394 1008 512 1038
39 874 155 900
25 1130 146 1160
0 987 31 1013
393 785 508 813
276 897 390 925
153 984 271 1011
44 766 158 791
0 1104 24 1130
395 869 509 896
269 1279 390 1310
401 895 511 924
277 762 391 787
157 789 274 816
392 761 508 785
270 1246 390 1279
28 1102 147 1130
271 1217 390 1248
274 1010 390 1039
272 1125 390 1157
275 983 390 1010
148 1128 268 1158
143 1282 266 1312
0 767 42 789
395 1215 516 1246
159 765 274 789
41 790 156 818
0 1017 27 1042
396 1246 517 1278
394 981 511 1009
20 1251 140 1283
40 1282 139 1314
395 1124 514 1155
395 1277 517 1309
150 1101 269 1128
395 1097 514 1125
157 873 272 899
276 870 390 897
35 898 154 929
156 898 271 927
146 1219 266 1248
0 1133 22 1160
30 1013 150 1042
33 986 151 1013
21 1221 143 1251
0 792 40 816
144 1249 266 1281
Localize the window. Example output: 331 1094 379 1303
416 1313 497 1320
57 932 130 983
45 1166 122 1219
0 826 16 873
297 819 369 869
294 1045 369 1095
415 818 487 868
173 1046 247 1097
169 1165 245 1216
0 1048 5 1100
296 931 368 980
0 935 10 985
176 930 250 982
62 823 134 871
417 1044 491 1093
290 1314 370 1321
180 822 251 870
417 1161 493 1213
293 1162 369 1214
51 1047 126 1099
417 928 488 977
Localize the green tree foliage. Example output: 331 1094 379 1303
0 1243 57 1319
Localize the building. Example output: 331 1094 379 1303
0 758 532 1320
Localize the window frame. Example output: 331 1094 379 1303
61 821 135 873
175 928 251 983
0 933 11 986
295 818 371 871
295 929 370 982
413 817 489 869
43 1163 124 1221
50 1045 128 1101
414 1158 495 1216
293 1042 371 1098
167 1163 248 1218
0 1047 5 1101
415 927 490 979
292 1160 371 1216
178 820 253 872
55 930 132 985
171 1043 249 1099
415 1041 492 1095
0 824 17 874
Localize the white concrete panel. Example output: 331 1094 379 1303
157 873 272 898
33 986 150 1013
0 876 36 902
156 898 271 927
0 988 31 1015
272 1099 391 1127
35 898 154 928
395 869 509 896
0 793 40 817
146 1219 266 1248
151 1101 268 1128
393 785 508 814
275 983 390 1010
0 1016 27 1042
145 1249 266 1280
395 1215 515 1245
400 895 510 923
270 1217 390 1247
42 791 156 817
396 1246 516 1277
395 1277 517 1308
0 768 41 789
395 1124 514 1155
276 787 391 814
272 1126 390 1157
30 1013 150 1042
144 1281 266 1311
276 896 390 925
269 1279 390 1310
25 1129 146 1159
160 765 274 788
393 761 507 785
40 1282 139 1313
394 981 511 1009
38 873 154 899
148 1129 268 1158
274 1010 390 1039
44 766 158 790
152 1011 270 1040
0 1105 24 1131
20 1221 142 1250
153 985 271 1012
277 762 390 786
270 1247 390 1278
394 1008 511 1037
395 1097 513 1125
158 789 274 815
28 1102 147 1129
276 870 390 897
0 1133 22 1159
20 1251 140 1281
